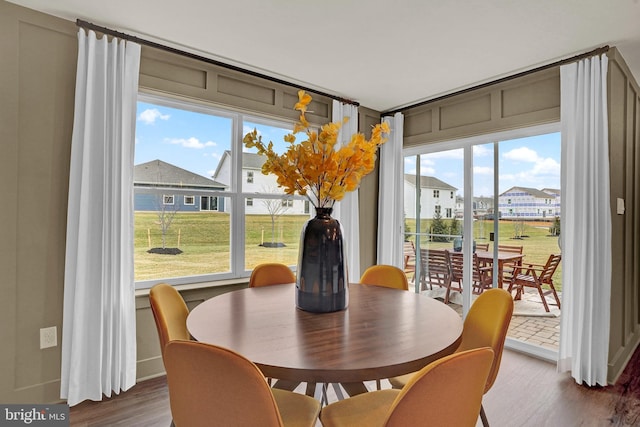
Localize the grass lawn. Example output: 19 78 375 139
134 212 308 281
135 213 562 290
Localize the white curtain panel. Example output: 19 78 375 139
61 29 140 406
332 100 361 279
558 54 611 386
377 113 404 267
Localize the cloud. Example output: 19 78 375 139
474 166 493 175
503 146 539 162
473 145 492 156
138 108 170 125
503 146 560 176
166 137 217 149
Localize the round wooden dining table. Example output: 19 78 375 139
187 283 463 384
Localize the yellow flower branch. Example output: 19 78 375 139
243 90 390 208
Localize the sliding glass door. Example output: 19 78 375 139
403 123 561 357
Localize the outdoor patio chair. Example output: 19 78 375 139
476 243 490 251
447 250 493 295
508 253 561 312
497 244 524 283
418 249 455 303
403 241 416 282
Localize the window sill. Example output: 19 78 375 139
135 277 250 297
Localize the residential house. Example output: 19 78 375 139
499 186 560 220
454 196 496 219
404 174 457 219
134 159 226 212
212 151 310 215
2 0 639 406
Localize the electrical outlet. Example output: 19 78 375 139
40 326 57 349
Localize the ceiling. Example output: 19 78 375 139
8 0 640 112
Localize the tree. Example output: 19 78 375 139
260 186 291 247
449 218 461 238
156 200 179 248
550 216 561 236
431 209 449 242
148 193 182 255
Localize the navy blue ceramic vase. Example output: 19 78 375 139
296 207 349 313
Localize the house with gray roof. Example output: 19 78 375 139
134 159 226 212
499 186 560 220
404 174 458 220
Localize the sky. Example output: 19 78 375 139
403 133 561 197
135 100 560 197
135 101 294 180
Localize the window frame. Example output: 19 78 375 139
135 92 309 289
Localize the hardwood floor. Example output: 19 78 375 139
69 347 640 426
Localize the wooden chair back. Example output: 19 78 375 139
419 249 450 288
476 243 490 252
540 253 562 284
497 244 523 254
403 241 416 271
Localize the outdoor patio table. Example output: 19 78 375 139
475 250 525 289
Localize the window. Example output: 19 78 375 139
450 191 454 199
433 190 440 198
445 208 452 218
134 94 309 288
200 196 218 211
434 205 441 215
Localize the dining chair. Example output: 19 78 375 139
249 262 296 287
508 253 561 312
389 288 514 427
149 283 191 362
319 347 494 427
359 264 409 392
164 340 321 427
249 262 304 391
360 265 409 291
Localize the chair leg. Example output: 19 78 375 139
480 404 489 427
536 285 550 312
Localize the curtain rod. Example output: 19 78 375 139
381 45 610 116
75 19 360 107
